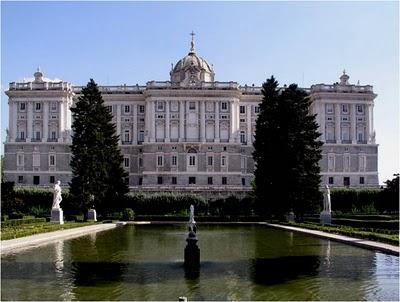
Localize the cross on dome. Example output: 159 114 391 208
189 31 196 53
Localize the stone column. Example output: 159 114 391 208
334 103 341 144
179 100 185 142
351 103 356 144
320 103 325 142
116 104 121 144
165 101 170 142
229 101 235 143
246 104 252 145
27 102 33 140
145 100 151 142
43 101 49 142
200 101 206 143
132 104 138 145
9 101 17 142
214 101 220 143
59 101 64 142
150 101 155 142
371 104 375 143
366 104 371 143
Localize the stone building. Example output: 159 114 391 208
3 37 379 192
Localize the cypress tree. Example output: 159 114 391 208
253 76 322 220
69 79 128 215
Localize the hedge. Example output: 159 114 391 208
303 217 399 230
2 217 47 227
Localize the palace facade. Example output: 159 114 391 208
3 38 379 193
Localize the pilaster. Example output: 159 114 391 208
335 103 341 144
214 101 220 143
246 104 252 146
27 102 33 140
133 104 138 145
43 101 49 142
351 103 356 144
116 104 121 143
165 101 170 142
179 100 185 142
200 101 206 143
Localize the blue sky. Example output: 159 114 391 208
1 1 398 184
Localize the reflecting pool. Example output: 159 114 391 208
1 224 399 300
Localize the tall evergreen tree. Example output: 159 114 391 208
253 76 323 220
69 79 128 215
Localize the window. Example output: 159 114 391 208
51 131 57 140
360 177 365 184
207 156 213 166
171 155 177 166
18 176 24 183
139 157 143 167
328 154 335 172
17 154 24 166
328 177 334 185
35 131 41 140
124 177 129 185
172 177 177 185
157 155 163 167
221 115 228 119
242 178 246 186
106 106 112 113
33 176 40 185
207 146 213 151
342 104 349 113
33 153 40 167
20 103 26 111
254 106 260 113
49 155 56 166
124 157 130 168
172 146 177 150
208 177 213 185
240 131 246 144
189 155 196 166
51 102 57 111
357 105 364 113
157 176 163 185
221 102 227 111
189 177 196 184
326 104 334 114
157 146 163 151
20 131 25 140
240 106 245 114
139 177 143 185
344 177 350 187
240 118 246 123
139 131 144 142
222 177 227 185
124 130 130 142
139 105 145 113
35 103 41 111
49 176 55 184
124 105 130 113
189 102 196 110
221 155 227 166
241 157 247 170
157 101 164 111
223 146 227 151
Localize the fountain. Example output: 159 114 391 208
184 205 200 270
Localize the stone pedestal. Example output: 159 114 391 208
320 211 332 225
286 211 295 222
51 208 64 224
184 231 200 269
88 209 97 221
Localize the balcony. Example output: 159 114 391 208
325 140 336 144
357 140 367 144
15 138 26 142
31 138 41 142
121 141 132 145
341 140 352 144
47 138 58 142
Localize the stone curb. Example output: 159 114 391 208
264 223 399 256
1 223 117 255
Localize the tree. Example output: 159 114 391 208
379 174 399 212
69 79 128 216
253 76 323 220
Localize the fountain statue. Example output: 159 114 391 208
320 184 332 225
51 181 64 224
184 204 200 271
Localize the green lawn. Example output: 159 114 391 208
284 221 399 245
1 221 97 240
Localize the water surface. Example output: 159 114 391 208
2 224 399 300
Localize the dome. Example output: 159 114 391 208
170 33 215 85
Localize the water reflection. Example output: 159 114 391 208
1 225 399 301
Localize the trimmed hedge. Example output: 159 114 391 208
303 216 399 230
2 217 46 227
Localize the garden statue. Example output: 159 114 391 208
320 184 332 225
52 180 62 209
51 180 64 224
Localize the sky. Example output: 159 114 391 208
1 1 399 184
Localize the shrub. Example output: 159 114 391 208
29 206 50 218
122 208 135 221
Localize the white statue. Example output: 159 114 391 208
52 180 62 209
323 184 331 213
